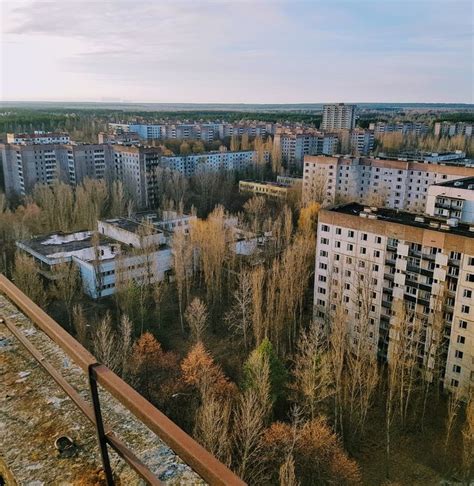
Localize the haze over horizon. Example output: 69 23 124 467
1 0 473 104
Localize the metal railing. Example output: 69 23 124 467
0 274 245 486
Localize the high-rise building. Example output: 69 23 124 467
350 129 375 156
314 203 474 395
303 155 474 210
321 104 357 130
160 150 258 177
0 136 116 198
434 122 473 138
274 128 338 168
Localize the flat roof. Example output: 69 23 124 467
434 176 474 189
328 203 474 238
102 217 161 235
19 231 100 257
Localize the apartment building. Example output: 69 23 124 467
274 128 339 168
0 132 116 197
350 129 375 155
218 122 271 139
160 150 257 177
17 216 172 299
369 122 429 136
6 131 71 145
426 177 474 223
303 155 474 211
321 104 356 130
112 145 162 208
314 203 474 394
434 122 473 138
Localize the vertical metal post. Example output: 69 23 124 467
88 363 115 486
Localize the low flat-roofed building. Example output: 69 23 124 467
239 180 292 199
426 177 474 223
17 222 171 299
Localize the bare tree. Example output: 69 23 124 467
194 389 232 466
72 304 88 346
51 261 80 328
185 298 208 342
94 313 120 372
12 252 48 306
292 324 333 419
225 268 253 350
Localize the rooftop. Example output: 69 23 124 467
434 176 474 190
17 231 120 262
328 203 474 238
101 217 161 235
0 275 243 484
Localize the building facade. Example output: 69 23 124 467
160 150 257 177
314 203 474 395
274 128 339 168
350 129 375 156
426 177 474 223
303 155 474 211
434 122 473 138
369 122 430 136
321 104 356 130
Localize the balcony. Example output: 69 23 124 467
0 275 244 486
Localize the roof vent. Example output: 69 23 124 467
415 216 425 223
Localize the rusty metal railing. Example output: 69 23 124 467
0 274 245 486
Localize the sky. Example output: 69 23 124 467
0 0 473 104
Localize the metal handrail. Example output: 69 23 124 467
0 274 245 486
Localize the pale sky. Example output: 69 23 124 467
1 0 473 103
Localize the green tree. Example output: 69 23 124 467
243 338 287 404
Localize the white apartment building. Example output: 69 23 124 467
303 155 474 211
321 104 356 130
368 122 429 136
160 150 257 177
314 203 474 395
17 216 173 299
434 122 473 138
274 129 338 168
350 129 374 156
426 177 474 223
6 132 71 145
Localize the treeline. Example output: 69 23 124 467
375 132 474 156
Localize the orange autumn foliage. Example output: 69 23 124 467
262 418 361 485
181 341 236 398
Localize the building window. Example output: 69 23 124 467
361 233 368 241
463 289 473 299
452 365 461 374
455 350 464 359
459 320 468 329
466 274 474 282
336 228 342 235
321 225 330 232
457 335 466 344
461 305 470 314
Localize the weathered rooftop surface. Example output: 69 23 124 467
0 292 203 485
